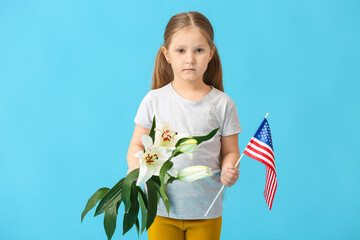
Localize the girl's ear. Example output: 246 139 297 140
161 46 170 63
209 46 216 62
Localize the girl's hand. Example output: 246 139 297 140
221 166 239 187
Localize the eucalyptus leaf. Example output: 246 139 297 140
122 168 140 213
81 187 110 222
123 183 139 235
104 204 117 240
95 178 124 216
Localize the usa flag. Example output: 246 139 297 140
244 118 277 210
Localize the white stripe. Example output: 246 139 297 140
247 140 275 163
265 169 271 203
251 137 274 157
268 179 277 208
265 167 271 197
267 170 275 203
245 148 276 171
267 171 276 205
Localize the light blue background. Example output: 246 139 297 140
1 1 359 239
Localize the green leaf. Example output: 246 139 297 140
146 179 158 230
159 161 174 190
149 115 156 144
123 183 140 235
81 187 110 222
104 204 117 240
174 128 219 149
137 186 148 207
95 178 125 216
192 128 220 145
116 200 121 213
137 187 148 234
159 160 173 216
153 181 161 205
135 218 140 238
165 176 177 187
122 168 140 213
151 175 161 186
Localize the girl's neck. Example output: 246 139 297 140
171 79 212 102
171 79 209 92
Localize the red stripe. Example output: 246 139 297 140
262 166 276 210
267 172 275 203
248 139 274 159
266 170 277 210
244 136 277 210
266 167 272 198
267 179 277 210
246 144 275 166
244 150 276 173
264 167 269 198
264 166 269 196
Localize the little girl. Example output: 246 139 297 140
127 11 241 240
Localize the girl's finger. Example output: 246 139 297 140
225 173 238 181
227 169 239 176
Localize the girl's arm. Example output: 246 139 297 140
220 134 240 187
126 124 150 174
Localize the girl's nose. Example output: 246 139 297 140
186 53 195 64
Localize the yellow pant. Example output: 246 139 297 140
148 215 222 240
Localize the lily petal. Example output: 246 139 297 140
177 166 213 182
136 164 155 186
178 139 197 154
141 135 153 149
134 150 143 159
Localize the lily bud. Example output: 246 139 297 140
178 139 197 154
177 166 213 182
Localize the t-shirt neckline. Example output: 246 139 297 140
168 81 215 105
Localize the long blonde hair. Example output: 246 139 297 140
151 12 224 91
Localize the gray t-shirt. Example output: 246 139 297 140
134 82 242 219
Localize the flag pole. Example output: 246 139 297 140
204 113 269 217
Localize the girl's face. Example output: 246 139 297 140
162 26 215 85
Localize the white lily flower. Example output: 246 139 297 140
177 165 213 182
134 135 168 186
155 121 189 153
178 138 198 160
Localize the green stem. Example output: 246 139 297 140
168 148 180 162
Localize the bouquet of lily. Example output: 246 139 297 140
81 116 219 239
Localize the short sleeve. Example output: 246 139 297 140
221 98 242 136
134 92 153 129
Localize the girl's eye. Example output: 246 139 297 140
177 49 184 54
195 48 204 53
